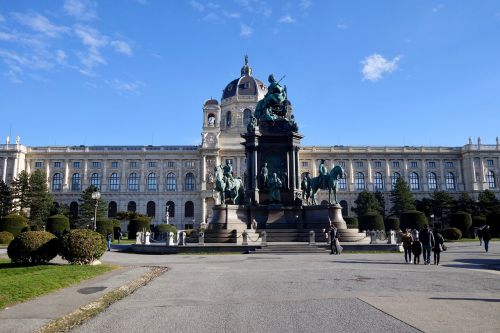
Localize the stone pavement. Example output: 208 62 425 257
1 241 500 333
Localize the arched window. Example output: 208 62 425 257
243 109 252 126
355 172 365 190
166 201 175 217
185 172 195 191
69 201 78 219
427 172 437 190
128 173 138 191
409 172 419 191
108 201 117 218
226 111 232 127
392 172 401 190
52 173 62 192
487 170 496 189
90 173 100 189
374 172 383 190
166 172 176 191
340 200 348 216
445 172 456 190
147 201 156 218
207 113 215 127
338 173 346 190
147 173 157 191
109 173 120 191
185 201 194 217
127 201 136 212
71 173 81 192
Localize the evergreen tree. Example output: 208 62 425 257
478 189 500 213
77 185 108 228
11 170 31 213
374 191 386 217
454 192 475 214
390 178 415 217
415 197 433 217
431 191 454 225
0 179 13 218
29 170 54 228
352 191 382 217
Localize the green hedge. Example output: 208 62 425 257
0 231 14 244
7 231 59 264
46 214 70 235
384 216 400 231
400 210 427 231
59 229 107 264
96 219 114 240
450 211 472 237
486 211 500 238
472 216 486 228
343 216 358 229
157 224 177 234
0 214 29 237
442 227 462 240
358 211 384 231
128 217 151 239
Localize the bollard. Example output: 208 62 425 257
242 230 248 245
387 230 396 244
136 231 142 245
261 231 267 246
309 230 316 245
178 231 186 246
370 230 377 244
145 232 151 245
198 231 205 246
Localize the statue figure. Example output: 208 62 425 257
247 115 257 132
497 136 499 145
208 115 215 127
213 165 244 205
6 136 10 145
301 172 311 205
468 137 472 144
222 160 233 188
318 159 328 189
15 136 20 145
268 172 282 203
260 162 269 188
254 74 287 121
289 114 298 132
309 165 345 205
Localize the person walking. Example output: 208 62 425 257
433 230 445 265
106 232 112 251
419 225 435 265
401 229 413 263
411 237 422 264
329 224 339 255
482 225 491 253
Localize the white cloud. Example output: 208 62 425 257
0 13 5 23
361 54 401 82
223 11 240 19
12 12 68 38
202 12 219 22
190 0 205 12
64 0 97 21
0 31 16 41
300 0 312 10
74 24 108 49
110 40 132 56
279 15 296 24
106 79 143 95
432 4 444 13
56 50 67 64
336 20 348 30
240 23 253 37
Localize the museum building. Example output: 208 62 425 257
1 59 499 230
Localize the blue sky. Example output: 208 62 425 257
0 0 499 147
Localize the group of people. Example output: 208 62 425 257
401 225 445 265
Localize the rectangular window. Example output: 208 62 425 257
428 161 436 168
446 161 454 168
35 161 43 168
129 161 138 168
301 161 309 167
337 161 346 168
54 161 62 168
392 161 400 168
186 161 195 168
374 161 382 168
73 161 81 169
148 161 157 168
92 161 101 168
410 161 418 168
111 161 119 168
356 161 363 168
167 161 175 168
487 159 494 167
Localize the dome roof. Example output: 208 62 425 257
204 98 219 106
222 56 267 100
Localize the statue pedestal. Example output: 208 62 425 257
209 205 248 232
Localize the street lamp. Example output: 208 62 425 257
430 214 435 229
91 190 101 231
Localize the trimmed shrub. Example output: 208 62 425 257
59 229 106 264
343 216 358 229
7 231 59 264
400 210 427 231
472 216 486 228
0 231 14 244
384 216 400 232
157 224 177 234
486 211 500 238
450 212 472 237
358 211 384 231
46 214 70 235
442 227 462 241
128 217 151 239
0 214 29 237
96 219 114 240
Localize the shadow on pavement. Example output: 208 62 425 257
429 297 500 303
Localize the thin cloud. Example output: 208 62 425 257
361 54 401 82
55 50 67 64
337 20 348 30
190 0 205 12
279 15 296 24
11 12 68 38
106 79 143 95
202 13 219 23
64 0 97 21
110 40 132 56
74 25 108 74
223 11 240 19
240 23 253 37
300 0 312 10
0 13 5 23
432 4 444 13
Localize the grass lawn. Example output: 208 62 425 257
0 258 118 309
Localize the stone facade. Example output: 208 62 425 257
1 60 499 229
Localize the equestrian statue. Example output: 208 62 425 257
301 164 344 206
213 163 245 205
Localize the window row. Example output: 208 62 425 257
36 160 198 170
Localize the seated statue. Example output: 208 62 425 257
255 74 287 121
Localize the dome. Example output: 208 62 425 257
222 56 267 100
204 98 219 106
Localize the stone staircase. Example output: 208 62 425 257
252 243 330 254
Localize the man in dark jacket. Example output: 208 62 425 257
419 225 435 265
482 225 492 253
329 224 339 255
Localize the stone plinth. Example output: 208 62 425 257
209 205 248 232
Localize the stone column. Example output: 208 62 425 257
121 159 126 193
385 159 391 190
439 159 445 190
421 158 427 191
83 159 88 187
45 160 51 184
201 155 207 191
64 160 69 192
2 157 7 182
102 160 107 192
201 197 207 226
13 153 19 178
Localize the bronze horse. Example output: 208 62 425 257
302 166 344 205
213 165 244 205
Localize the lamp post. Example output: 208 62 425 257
91 190 101 231
430 214 435 230
164 204 170 224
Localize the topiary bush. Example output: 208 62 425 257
486 211 500 238
384 216 400 231
128 217 151 239
59 229 107 264
7 231 59 264
46 214 70 236
442 227 462 240
472 216 486 228
0 231 14 244
358 211 384 231
343 216 358 229
0 214 29 237
400 210 427 231
450 211 472 238
96 219 114 240
157 224 177 234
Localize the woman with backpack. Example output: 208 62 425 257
433 230 445 265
